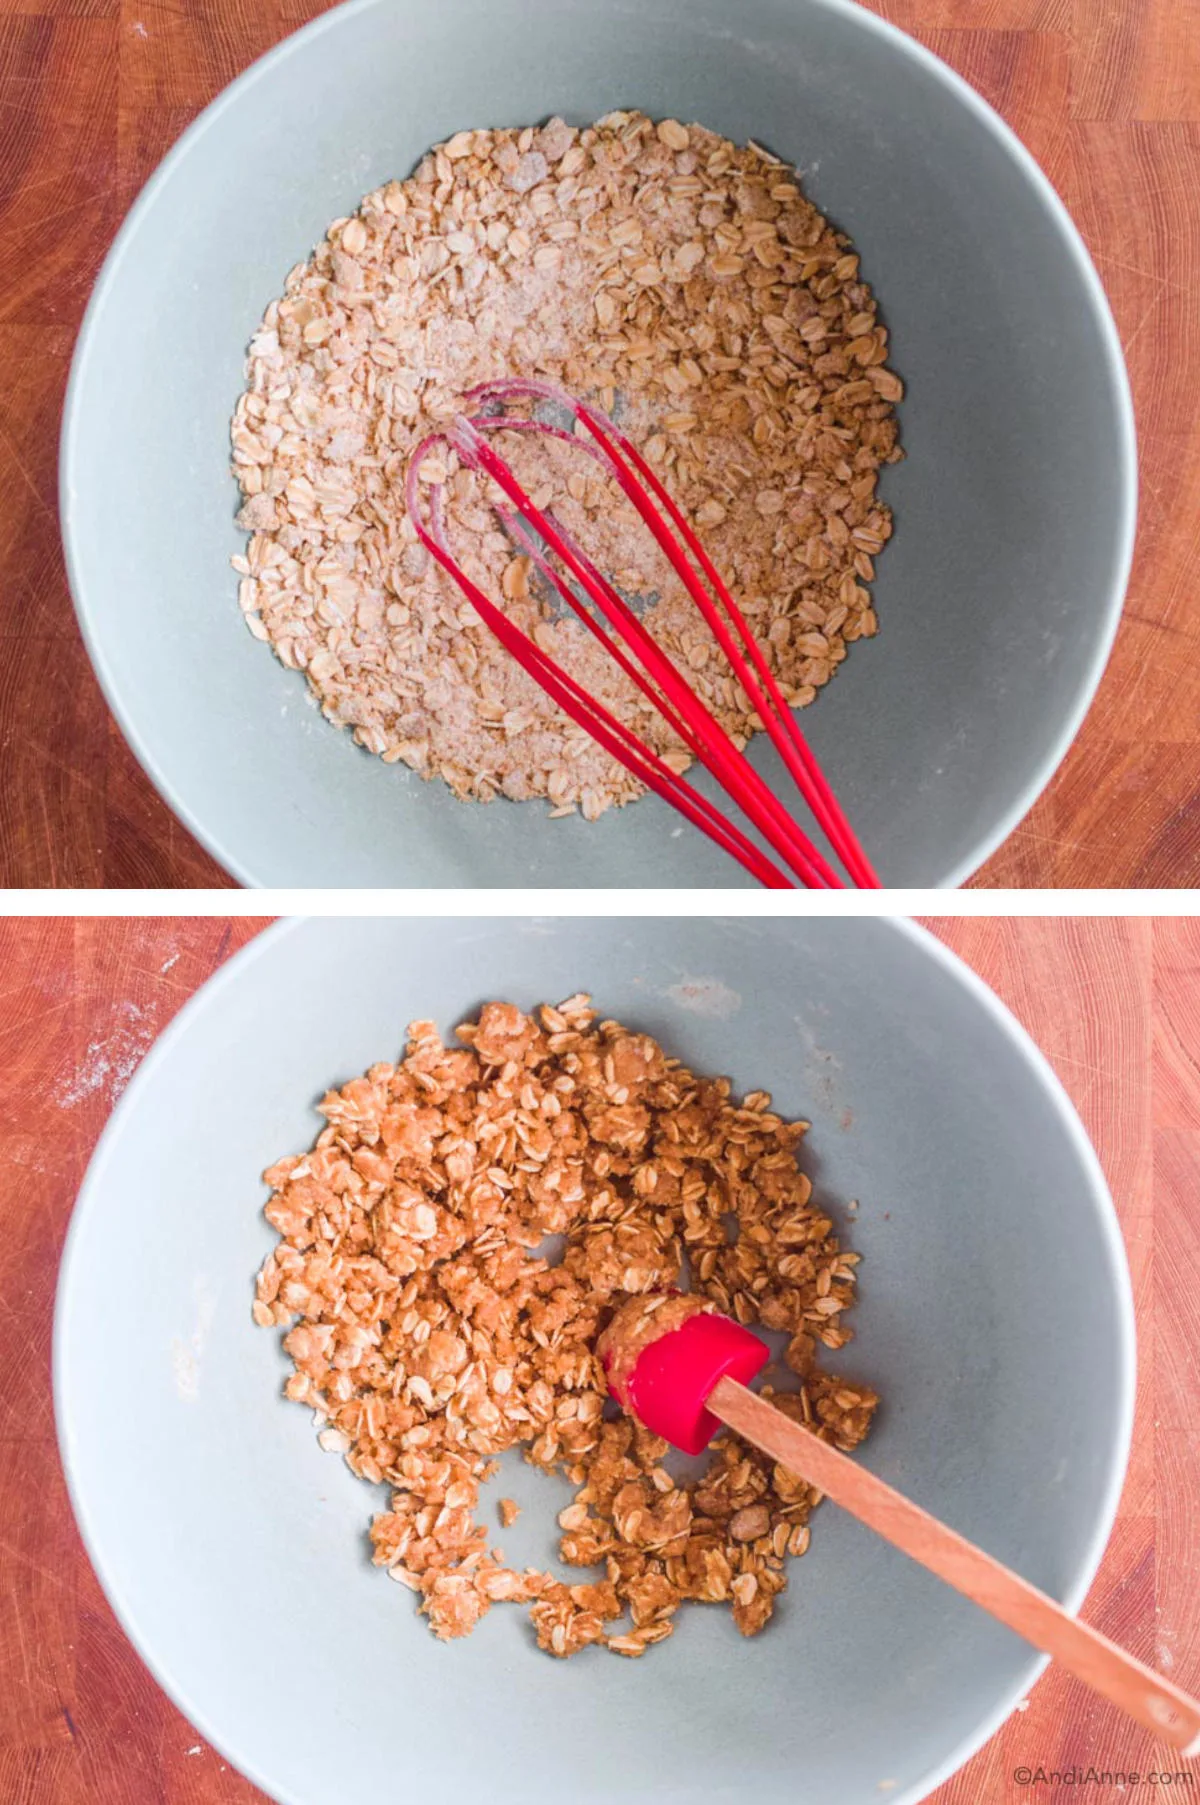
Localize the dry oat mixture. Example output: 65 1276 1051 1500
231 112 902 819
253 994 878 1657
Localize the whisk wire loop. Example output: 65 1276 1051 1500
405 378 879 889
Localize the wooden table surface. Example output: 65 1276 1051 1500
0 0 1198 887
0 914 1197 1803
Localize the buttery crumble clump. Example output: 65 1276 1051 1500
597 1289 717 1402
231 111 901 820
253 994 878 1657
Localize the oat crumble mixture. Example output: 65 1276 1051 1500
231 111 902 820
253 994 878 1658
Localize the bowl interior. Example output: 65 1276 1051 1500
61 0 1133 887
55 918 1133 1805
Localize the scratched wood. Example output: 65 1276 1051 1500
0 0 1197 886
0 916 1196 1805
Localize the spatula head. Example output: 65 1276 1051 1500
600 1298 770 1455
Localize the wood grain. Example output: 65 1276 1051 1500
0 0 1196 885
0 917 1197 1804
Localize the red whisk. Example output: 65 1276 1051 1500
405 378 879 889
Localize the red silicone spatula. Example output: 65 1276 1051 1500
599 1296 1200 1752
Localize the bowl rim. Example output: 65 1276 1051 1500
52 915 1137 1805
58 0 1138 891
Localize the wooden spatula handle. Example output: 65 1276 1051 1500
710 1376 1200 1753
